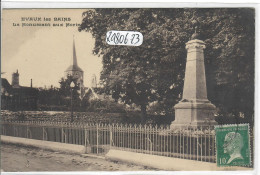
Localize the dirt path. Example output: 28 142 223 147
1 143 156 172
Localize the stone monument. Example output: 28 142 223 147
171 29 217 127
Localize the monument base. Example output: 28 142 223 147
170 99 217 129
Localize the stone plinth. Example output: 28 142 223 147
171 39 217 128
173 99 217 126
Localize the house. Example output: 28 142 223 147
1 70 38 111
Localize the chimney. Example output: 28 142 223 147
12 69 20 88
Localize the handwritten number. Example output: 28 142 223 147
131 34 135 44
107 31 142 45
107 31 112 42
124 33 128 44
134 34 140 44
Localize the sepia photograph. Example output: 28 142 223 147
0 6 255 172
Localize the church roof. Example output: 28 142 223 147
65 65 83 72
65 36 83 72
85 87 113 101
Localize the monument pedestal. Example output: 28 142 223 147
171 99 217 128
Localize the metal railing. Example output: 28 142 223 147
1 121 217 162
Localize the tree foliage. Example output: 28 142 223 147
80 8 254 124
38 75 83 111
59 75 80 98
38 86 59 102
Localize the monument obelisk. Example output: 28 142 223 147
171 27 217 127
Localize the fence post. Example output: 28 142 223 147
109 124 112 149
84 128 86 147
27 123 31 139
196 127 199 161
65 128 67 143
200 127 203 161
43 127 47 141
1 125 3 135
212 129 215 163
26 123 32 139
61 128 64 143
26 123 28 138
209 126 211 162
96 124 99 154
42 127 45 140
13 125 16 137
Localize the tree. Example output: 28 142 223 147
59 75 83 111
79 8 254 124
59 75 78 97
38 86 62 109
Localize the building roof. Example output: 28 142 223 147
65 37 83 72
1 78 12 90
12 86 38 94
85 87 113 101
65 65 83 72
1 78 38 96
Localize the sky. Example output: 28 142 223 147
1 9 102 88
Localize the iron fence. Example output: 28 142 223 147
1 121 218 163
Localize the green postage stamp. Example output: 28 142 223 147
215 124 251 167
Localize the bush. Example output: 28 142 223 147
17 112 25 121
87 99 126 113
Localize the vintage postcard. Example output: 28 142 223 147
0 5 256 173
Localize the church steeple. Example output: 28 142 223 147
72 35 78 66
65 36 83 72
